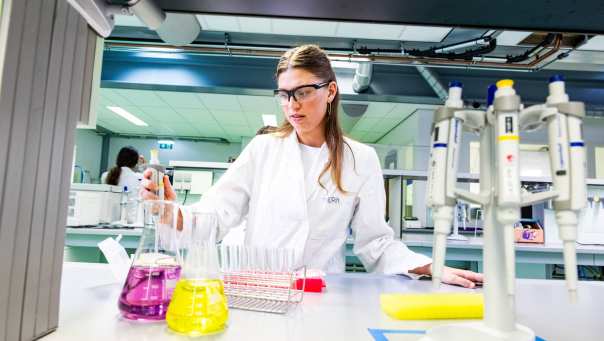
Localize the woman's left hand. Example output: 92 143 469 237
410 264 483 288
441 266 483 288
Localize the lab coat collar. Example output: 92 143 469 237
287 131 329 201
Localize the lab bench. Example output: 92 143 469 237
41 262 602 341
65 227 604 280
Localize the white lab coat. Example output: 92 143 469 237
101 167 143 193
184 132 431 275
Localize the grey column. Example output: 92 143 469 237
0 0 98 340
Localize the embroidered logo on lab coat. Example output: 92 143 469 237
327 196 340 204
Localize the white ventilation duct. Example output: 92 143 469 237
68 0 201 46
129 0 165 29
128 0 201 46
156 12 201 46
352 62 373 93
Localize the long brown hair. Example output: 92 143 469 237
106 146 139 186
274 44 350 193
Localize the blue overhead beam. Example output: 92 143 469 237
101 49 604 108
100 49 442 104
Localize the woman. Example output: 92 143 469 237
141 45 482 287
104 146 143 194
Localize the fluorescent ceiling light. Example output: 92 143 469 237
262 114 278 127
107 106 148 126
134 51 186 59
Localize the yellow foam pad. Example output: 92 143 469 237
380 293 484 320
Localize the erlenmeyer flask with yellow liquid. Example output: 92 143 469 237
166 211 228 336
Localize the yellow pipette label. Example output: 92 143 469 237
497 79 514 88
498 135 520 141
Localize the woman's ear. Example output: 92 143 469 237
328 81 338 102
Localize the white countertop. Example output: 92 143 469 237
42 262 603 341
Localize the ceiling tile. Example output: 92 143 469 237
400 25 451 42
238 17 271 33
150 126 177 135
155 91 205 108
138 106 179 123
271 18 337 37
116 89 166 106
199 93 242 111
221 125 250 137
99 95 115 107
496 31 533 46
210 109 247 125
578 35 604 51
336 22 405 40
195 125 226 137
237 95 279 113
243 112 265 128
352 118 380 131
197 15 240 32
386 104 422 119
373 118 402 132
364 102 397 118
364 131 385 143
348 131 367 140
174 108 214 122
101 89 132 107
165 123 200 136
226 135 242 143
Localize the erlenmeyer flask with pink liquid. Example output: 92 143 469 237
118 200 183 321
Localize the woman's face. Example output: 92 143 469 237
277 68 336 137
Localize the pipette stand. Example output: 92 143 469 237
420 125 535 341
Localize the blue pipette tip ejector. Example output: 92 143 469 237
549 74 565 83
487 84 497 106
449 80 463 88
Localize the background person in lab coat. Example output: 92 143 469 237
141 45 482 288
102 146 143 193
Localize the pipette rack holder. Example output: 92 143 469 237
219 245 305 314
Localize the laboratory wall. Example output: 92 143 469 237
74 129 103 182
107 137 242 170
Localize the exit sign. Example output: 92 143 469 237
158 140 174 150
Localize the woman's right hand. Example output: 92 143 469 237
140 169 177 201
140 169 183 230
